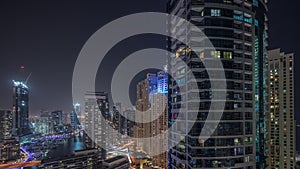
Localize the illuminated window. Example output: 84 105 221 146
244 13 252 24
211 9 221 17
233 10 243 21
200 52 205 58
255 19 259 26
211 51 221 58
201 11 204 17
223 0 232 3
253 0 258 7
223 51 233 59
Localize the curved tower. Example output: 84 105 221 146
167 0 268 168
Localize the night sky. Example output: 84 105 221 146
0 0 299 148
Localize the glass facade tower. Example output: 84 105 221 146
167 0 268 168
12 81 30 137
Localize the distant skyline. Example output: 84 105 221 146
0 0 299 124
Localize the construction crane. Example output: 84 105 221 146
19 65 32 84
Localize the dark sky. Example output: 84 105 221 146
267 0 300 152
0 1 299 126
0 0 167 114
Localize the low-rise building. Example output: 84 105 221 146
38 149 101 169
102 155 130 169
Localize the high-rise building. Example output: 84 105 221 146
32 115 51 135
84 92 109 160
109 105 123 145
135 70 168 168
266 49 296 169
123 109 135 138
71 104 81 131
12 80 30 136
149 93 168 169
70 110 77 132
74 103 82 122
167 0 268 168
157 66 169 94
135 74 153 148
0 138 20 164
0 110 13 139
51 110 63 133
252 2 268 168
112 106 121 134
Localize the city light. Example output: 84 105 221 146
0 1 299 169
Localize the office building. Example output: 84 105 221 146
84 92 109 160
12 80 30 136
167 0 268 168
266 49 296 169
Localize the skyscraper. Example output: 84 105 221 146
135 70 169 168
71 103 81 131
253 2 268 168
84 92 109 160
150 93 168 168
12 80 30 136
51 110 63 133
135 73 154 149
167 0 268 168
112 105 121 134
0 110 13 140
123 109 135 138
266 49 296 169
157 66 169 94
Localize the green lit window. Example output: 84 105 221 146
233 10 243 21
211 9 221 17
223 51 233 59
244 13 252 24
211 51 221 58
